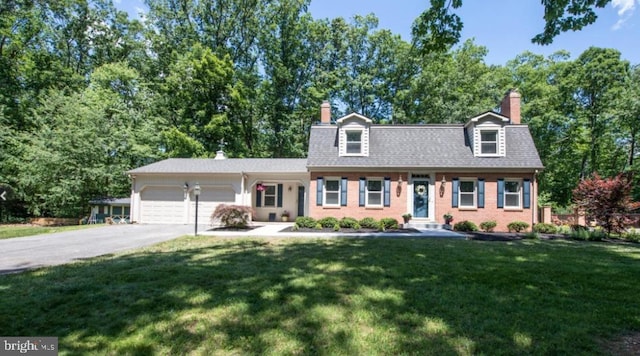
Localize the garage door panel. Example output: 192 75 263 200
140 187 185 224
191 188 235 224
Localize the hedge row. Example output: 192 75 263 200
293 216 399 231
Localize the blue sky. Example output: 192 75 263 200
116 0 638 65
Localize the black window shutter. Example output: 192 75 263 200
316 177 323 206
452 178 459 208
523 179 531 209
478 179 485 208
497 179 504 209
277 184 283 207
340 177 348 206
359 177 365 207
383 177 391 207
256 188 262 207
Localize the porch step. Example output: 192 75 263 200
404 222 452 230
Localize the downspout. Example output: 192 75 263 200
129 174 136 223
240 172 245 206
532 170 538 227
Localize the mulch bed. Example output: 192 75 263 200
280 226 420 234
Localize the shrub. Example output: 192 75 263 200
295 216 317 229
359 217 379 229
507 221 530 233
533 223 558 234
339 217 359 228
318 216 339 228
211 204 253 228
333 223 340 231
453 220 478 232
479 220 497 232
622 230 640 243
570 228 605 241
315 223 323 230
380 217 399 229
291 223 299 231
523 231 539 239
353 223 361 230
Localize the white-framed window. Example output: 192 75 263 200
504 179 521 208
366 178 383 207
480 130 498 155
346 130 362 154
324 178 340 206
459 179 476 208
263 184 277 207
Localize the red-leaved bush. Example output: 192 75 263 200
572 173 640 235
211 204 253 228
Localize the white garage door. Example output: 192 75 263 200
140 187 185 224
190 187 236 224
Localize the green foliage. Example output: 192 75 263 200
315 223 323 230
507 221 530 233
333 223 340 232
533 223 558 234
318 217 339 228
380 218 399 230
339 217 359 229
453 220 478 232
479 220 497 232
570 228 606 241
359 217 379 229
622 230 640 243
353 223 361 230
211 204 253 228
294 216 316 229
523 232 539 240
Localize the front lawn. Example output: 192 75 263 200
1 236 639 354
0 224 106 240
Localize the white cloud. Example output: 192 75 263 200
611 0 637 30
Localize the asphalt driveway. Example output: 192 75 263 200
0 224 193 274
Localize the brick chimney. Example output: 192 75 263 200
320 100 331 125
500 89 521 124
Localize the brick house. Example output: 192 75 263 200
129 90 543 231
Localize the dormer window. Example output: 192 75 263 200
480 130 498 155
346 130 362 154
337 113 371 157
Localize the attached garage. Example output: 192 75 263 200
140 187 185 224
189 187 235 224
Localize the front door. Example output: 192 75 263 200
413 179 429 218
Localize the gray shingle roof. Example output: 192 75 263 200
128 158 308 174
307 124 544 170
89 197 131 205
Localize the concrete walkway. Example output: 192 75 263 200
199 222 466 238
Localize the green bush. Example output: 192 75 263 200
453 220 478 232
292 223 299 231
380 217 399 229
315 223 323 230
622 230 640 243
295 216 317 229
339 217 359 228
359 217 379 229
479 220 497 232
353 223 361 230
533 223 558 234
318 217 339 228
333 223 340 231
570 227 605 241
507 221 530 233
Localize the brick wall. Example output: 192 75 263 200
435 172 537 232
309 172 407 221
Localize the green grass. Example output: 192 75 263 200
1 237 639 355
0 224 106 239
